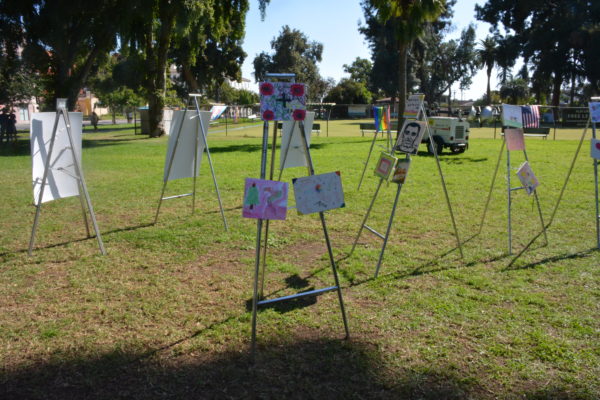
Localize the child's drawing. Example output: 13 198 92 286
242 178 288 220
591 138 600 160
505 128 525 151
292 171 345 215
502 104 523 128
391 159 411 184
516 161 540 195
374 152 397 180
589 102 600 123
260 82 306 121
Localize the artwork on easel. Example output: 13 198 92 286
280 111 315 169
391 159 411 184
591 138 600 160
293 171 345 215
502 104 523 129
259 82 306 121
30 112 83 205
505 128 525 151
374 152 397 180
243 178 288 220
394 120 426 155
589 102 600 123
516 161 540 195
163 110 211 181
404 94 425 119
373 106 389 132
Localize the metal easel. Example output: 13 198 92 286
357 105 393 190
29 98 106 255
250 73 349 358
154 94 228 230
477 128 548 255
350 100 463 278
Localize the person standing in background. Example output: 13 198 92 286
0 108 8 143
7 109 17 142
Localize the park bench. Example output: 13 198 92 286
523 127 550 139
501 127 551 140
359 122 399 136
276 122 321 135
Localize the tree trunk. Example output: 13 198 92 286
486 66 492 105
448 86 452 115
182 62 200 92
551 72 562 122
396 41 408 139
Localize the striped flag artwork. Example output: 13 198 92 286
373 106 390 132
521 105 540 128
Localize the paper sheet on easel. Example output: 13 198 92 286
163 110 211 181
591 138 600 160
30 112 83 205
505 128 525 151
280 111 315 169
589 102 600 123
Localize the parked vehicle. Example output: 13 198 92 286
423 116 469 154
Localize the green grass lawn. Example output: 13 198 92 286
0 120 598 399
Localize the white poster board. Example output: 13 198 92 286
404 94 425 119
292 171 345 215
280 111 315 169
163 110 211 181
30 112 83 205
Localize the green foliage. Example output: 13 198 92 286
324 79 373 104
343 58 373 87
253 26 324 102
499 78 530 104
476 0 600 103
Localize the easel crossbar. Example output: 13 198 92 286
162 193 193 200
364 224 385 239
258 286 338 306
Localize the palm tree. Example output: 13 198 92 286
371 0 445 135
477 36 497 105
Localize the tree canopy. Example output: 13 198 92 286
253 26 324 102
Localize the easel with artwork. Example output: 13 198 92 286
351 95 463 277
477 104 548 255
507 100 600 264
29 99 106 255
245 73 349 358
154 94 228 230
357 104 393 190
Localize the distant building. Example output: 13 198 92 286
0 98 39 125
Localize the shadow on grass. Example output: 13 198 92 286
208 141 329 154
2 337 478 399
503 247 599 271
1 223 154 258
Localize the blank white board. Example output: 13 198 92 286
280 111 315 170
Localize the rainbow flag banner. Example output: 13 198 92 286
373 106 390 132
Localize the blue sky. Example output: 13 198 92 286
241 0 498 101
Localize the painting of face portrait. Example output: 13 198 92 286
394 120 426 155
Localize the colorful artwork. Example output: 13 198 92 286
404 94 425 119
589 102 600 123
502 104 523 128
210 105 227 121
31 112 83 205
394 120 427 155
259 82 306 121
292 171 345 215
242 178 288 220
505 128 525 151
516 161 540 195
373 106 390 132
591 138 600 160
163 110 211 181
280 111 315 169
374 152 397 180
391 159 411 184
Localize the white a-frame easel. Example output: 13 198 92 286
250 73 349 358
357 104 393 190
477 106 548 255
350 96 463 277
154 94 228 230
29 99 105 255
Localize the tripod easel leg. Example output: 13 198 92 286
357 131 379 190
374 182 403 278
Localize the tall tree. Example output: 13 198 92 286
477 36 497 105
123 0 249 137
253 26 324 102
476 0 600 108
0 0 127 110
343 57 373 87
364 0 445 132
